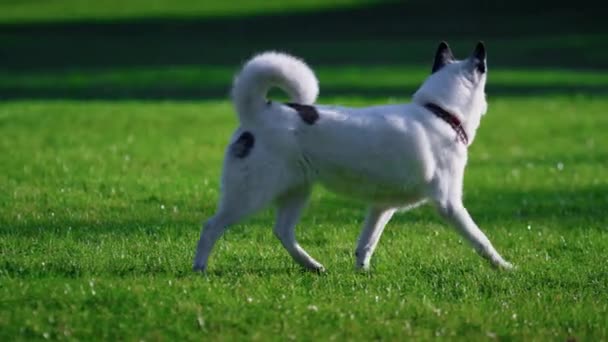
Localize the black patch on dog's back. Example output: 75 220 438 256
285 102 319 125
230 131 255 158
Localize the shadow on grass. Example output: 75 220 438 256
2 83 608 101
2 185 607 238
1 0 607 100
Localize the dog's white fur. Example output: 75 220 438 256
193 43 512 272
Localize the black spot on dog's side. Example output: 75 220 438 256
230 131 255 158
285 102 319 125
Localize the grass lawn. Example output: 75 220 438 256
1 1 607 340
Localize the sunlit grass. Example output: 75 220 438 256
0 0 378 23
1 95 607 340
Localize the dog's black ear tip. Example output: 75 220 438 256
436 41 453 57
432 41 455 73
473 41 487 60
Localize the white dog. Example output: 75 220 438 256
193 41 513 272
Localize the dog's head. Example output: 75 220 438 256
413 41 488 123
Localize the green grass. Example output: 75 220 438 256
1 0 608 340
2 96 607 340
0 0 375 23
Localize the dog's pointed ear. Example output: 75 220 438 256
432 41 454 73
471 41 487 73
472 41 486 61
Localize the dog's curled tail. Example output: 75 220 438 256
232 52 318 123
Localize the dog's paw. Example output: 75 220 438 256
501 261 515 270
355 262 371 272
313 265 326 274
192 263 207 273
305 263 326 274
491 259 515 271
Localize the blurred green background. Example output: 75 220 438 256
1 0 607 100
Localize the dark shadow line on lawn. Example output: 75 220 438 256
1 0 607 72
2 185 607 238
2 84 608 101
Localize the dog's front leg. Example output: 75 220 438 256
434 199 512 269
355 207 396 270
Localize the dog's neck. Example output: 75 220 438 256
423 103 470 146
412 72 487 145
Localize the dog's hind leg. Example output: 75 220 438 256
355 207 396 271
274 189 325 272
192 212 236 272
193 153 281 272
193 173 283 272
194 186 279 272
433 198 513 270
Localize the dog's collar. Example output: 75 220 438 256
424 103 469 146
